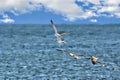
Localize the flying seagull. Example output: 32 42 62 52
90 56 105 67
91 56 99 64
112 67 120 70
50 20 69 43
57 49 105 66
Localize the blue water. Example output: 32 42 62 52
0 24 120 80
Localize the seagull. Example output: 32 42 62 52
56 49 85 59
57 49 105 66
50 20 69 44
112 67 120 70
91 56 99 64
90 56 105 67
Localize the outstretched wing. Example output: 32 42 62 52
57 49 85 59
59 31 70 35
68 52 85 59
56 49 67 53
50 20 58 34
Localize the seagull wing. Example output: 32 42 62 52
56 49 67 52
68 52 85 59
57 49 84 59
50 20 58 34
59 31 70 35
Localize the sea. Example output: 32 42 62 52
0 24 120 80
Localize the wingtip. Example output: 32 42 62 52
56 49 66 52
50 19 53 24
56 49 63 51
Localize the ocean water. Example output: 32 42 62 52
0 24 120 80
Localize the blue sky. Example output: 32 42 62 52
0 0 120 24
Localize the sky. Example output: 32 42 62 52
0 0 120 24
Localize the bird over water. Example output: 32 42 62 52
50 20 119 70
57 49 105 67
50 19 69 44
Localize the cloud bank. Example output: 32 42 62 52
0 14 14 23
0 0 120 23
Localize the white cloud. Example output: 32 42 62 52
98 0 120 17
0 0 120 22
0 14 15 23
0 18 15 23
39 0 96 21
77 0 100 5
0 0 41 15
103 0 120 5
90 19 97 22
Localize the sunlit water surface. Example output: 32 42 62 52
0 24 120 80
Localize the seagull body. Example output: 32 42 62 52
69 52 82 59
90 56 105 67
91 56 99 64
55 34 66 43
50 20 68 44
